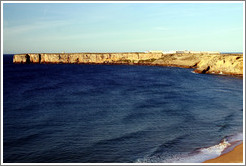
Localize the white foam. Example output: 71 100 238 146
199 139 230 156
161 153 218 163
160 140 230 163
136 134 242 163
191 71 197 74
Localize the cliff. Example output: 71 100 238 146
152 53 243 76
13 52 243 76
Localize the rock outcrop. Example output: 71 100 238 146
13 52 243 76
194 55 243 75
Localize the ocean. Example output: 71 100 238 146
3 54 243 163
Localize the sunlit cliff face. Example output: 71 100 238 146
13 52 243 76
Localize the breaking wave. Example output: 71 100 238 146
136 132 243 163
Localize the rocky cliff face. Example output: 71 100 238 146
194 55 243 75
14 52 163 64
13 52 243 76
151 53 243 76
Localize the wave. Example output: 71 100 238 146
136 132 243 163
191 71 198 74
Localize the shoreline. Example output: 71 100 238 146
203 143 243 163
13 52 243 76
13 60 243 77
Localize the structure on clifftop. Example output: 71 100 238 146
175 50 220 54
145 50 220 54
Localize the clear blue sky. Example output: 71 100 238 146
3 2 244 54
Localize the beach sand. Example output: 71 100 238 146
204 143 243 163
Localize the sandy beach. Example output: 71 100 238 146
204 143 243 163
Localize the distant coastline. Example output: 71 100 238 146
13 51 243 76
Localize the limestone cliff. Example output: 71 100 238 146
13 52 243 76
194 55 243 75
14 52 163 64
151 53 243 76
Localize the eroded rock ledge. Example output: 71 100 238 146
13 52 243 76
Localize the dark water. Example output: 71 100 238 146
3 54 243 163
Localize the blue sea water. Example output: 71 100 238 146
3 54 243 163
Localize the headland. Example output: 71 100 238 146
13 51 243 76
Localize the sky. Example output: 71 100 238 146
2 2 244 54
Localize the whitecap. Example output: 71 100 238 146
135 133 243 163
